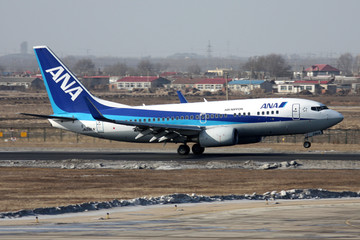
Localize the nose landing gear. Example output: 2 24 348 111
303 131 322 149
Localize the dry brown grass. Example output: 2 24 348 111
0 167 359 212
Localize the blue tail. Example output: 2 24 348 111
34 46 102 115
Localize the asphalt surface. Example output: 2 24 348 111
1 199 360 239
0 151 359 161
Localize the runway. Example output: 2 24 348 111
1 199 360 239
0 150 359 161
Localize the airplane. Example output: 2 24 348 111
23 46 344 155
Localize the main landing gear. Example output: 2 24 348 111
177 143 205 155
303 136 311 148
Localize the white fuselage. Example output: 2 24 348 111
49 98 343 144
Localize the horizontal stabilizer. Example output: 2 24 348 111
20 113 77 121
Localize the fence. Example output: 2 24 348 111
0 127 359 145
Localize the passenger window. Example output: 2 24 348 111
190 115 194 120
171 117 174 120
181 116 184 120
176 116 179 120
215 114 218 118
257 112 260 115
219 114 223 118
196 115 199 119
233 113 237 117
185 116 189 120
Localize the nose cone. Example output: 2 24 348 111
329 110 344 126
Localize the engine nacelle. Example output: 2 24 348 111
199 127 237 147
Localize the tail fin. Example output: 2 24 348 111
176 91 188 103
34 46 116 115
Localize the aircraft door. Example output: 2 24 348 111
292 103 300 120
96 120 104 133
199 113 207 124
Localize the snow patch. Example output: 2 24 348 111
1 189 359 219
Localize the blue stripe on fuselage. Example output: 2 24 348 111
62 108 310 127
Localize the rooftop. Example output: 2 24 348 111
117 76 159 82
228 80 265 85
305 64 339 72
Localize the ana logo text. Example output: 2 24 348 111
45 66 83 101
260 102 287 109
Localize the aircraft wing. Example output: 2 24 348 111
84 97 202 143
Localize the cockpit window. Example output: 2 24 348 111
311 106 328 111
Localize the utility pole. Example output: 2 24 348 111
207 40 212 58
225 72 229 101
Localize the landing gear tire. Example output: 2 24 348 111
303 141 311 148
177 144 190 155
192 144 205 155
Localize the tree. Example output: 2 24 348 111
243 54 291 78
337 53 354 76
104 63 128 76
137 59 154 75
73 59 95 76
187 64 201 75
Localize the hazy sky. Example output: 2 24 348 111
1 0 359 57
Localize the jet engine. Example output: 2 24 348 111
199 127 237 147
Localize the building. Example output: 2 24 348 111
305 64 340 77
277 80 336 94
228 80 273 94
206 68 232 77
0 76 43 90
110 76 170 91
194 78 230 92
170 78 199 90
80 76 110 90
